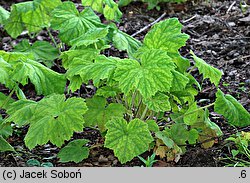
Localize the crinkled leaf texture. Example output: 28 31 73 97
114 49 175 98
0 57 14 88
12 59 66 95
104 118 153 164
143 18 189 53
0 51 66 95
112 28 142 56
191 51 222 86
51 2 104 44
0 136 14 152
4 0 61 38
82 0 122 22
143 93 171 112
19 94 88 149
14 39 59 62
215 89 250 127
58 139 89 163
0 6 10 24
84 96 126 131
69 27 109 47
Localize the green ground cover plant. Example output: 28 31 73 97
0 0 250 165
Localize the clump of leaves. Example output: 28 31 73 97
0 0 250 165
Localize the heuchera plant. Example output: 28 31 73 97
0 0 250 164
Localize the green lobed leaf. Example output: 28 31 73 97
0 92 15 110
0 117 13 139
103 0 122 22
214 89 250 127
84 96 126 131
11 59 66 95
58 139 89 163
95 85 120 98
0 57 14 89
170 123 189 145
114 49 175 98
76 55 119 86
190 50 222 86
0 6 10 24
143 93 171 112
183 102 199 125
0 136 14 152
4 0 61 38
104 118 154 164
112 28 142 56
6 99 37 126
51 2 104 44
170 70 189 92
69 27 109 47
146 120 159 132
155 131 174 148
82 0 122 22
143 18 189 53
24 94 88 149
14 39 59 62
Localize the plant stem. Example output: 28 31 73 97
47 28 58 49
129 91 137 121
169 102 215 123
187 65 196 74
134 96 142 118
140 106 148 120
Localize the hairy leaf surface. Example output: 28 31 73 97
58 139 89 163
24 94 87 149
105 118 153 163
215 89 250 127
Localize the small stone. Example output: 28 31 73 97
37 36 44 41
98 155 109 163
2 37 11 43
228 22 236 27
245 79 250 86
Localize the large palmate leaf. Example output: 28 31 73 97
143 18 189 53
4 0 61 38
183 102 199 125
0 92 15 110
11 59 66 95
191 51 222 86
111 27 142 56
214 89 250 127
61 48 100 69
73 55 119 86
114 50 175 98
82 0 122 22
24 94 87 149
143 93 171 112
0 6 10 24
0 136 14 152
105 118 153 163
6 99 37 126
0 57 14 88
14 39 59 62
69 27 109 47
58 139 89 163
84 96 125 131
170 70 189 91
51 2 103 44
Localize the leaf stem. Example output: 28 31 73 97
170 102 215 123
47 28 58 49
0 85 17 109
140 106 148 120
129 91 137 121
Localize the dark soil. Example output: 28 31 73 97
0 0 250 167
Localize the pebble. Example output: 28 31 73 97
2 37 11 43
98 155 109 163
245 79 250 86
228 22 236 27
